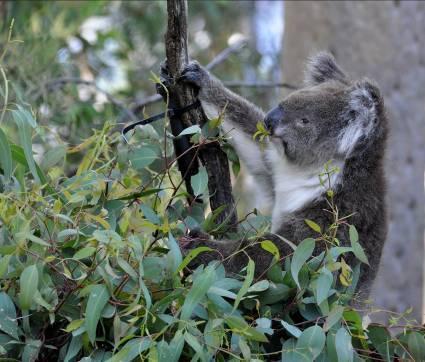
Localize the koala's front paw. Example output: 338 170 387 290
179 60 208 89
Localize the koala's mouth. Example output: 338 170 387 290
270 134 288 154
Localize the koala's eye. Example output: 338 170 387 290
298 118 309 126
349 110 357 118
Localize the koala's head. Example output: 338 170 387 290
264 52 386 167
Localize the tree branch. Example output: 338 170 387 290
164 0 237 229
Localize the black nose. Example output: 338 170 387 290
264 106 284 132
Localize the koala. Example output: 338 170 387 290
168 52 388 298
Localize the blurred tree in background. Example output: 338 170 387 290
282 0 425 323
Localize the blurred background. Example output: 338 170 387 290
1 0 423 322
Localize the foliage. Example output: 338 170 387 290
0 3 424 361
0 69 424 362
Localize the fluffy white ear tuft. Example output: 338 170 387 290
304 52 348 86
338 79 380 155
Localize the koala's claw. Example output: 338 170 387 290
179 60 205 88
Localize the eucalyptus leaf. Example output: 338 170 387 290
0 292 19 339
296 325 326 359
19 264 39 310
190 166 208 196
233 259 254 310
291 238 315 289
85 284 110 344
129 146 157 169
0 128 13 181
181 265 216 320
335 327 353 362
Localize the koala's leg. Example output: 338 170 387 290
180 232 294 278
178 61 274 204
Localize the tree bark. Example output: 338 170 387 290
165 0 237 229
282 0 425 322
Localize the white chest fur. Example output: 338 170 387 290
265 144 341 232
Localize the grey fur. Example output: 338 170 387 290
176 53 388 298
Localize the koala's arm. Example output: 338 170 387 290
179 61 265 136
177 61 274 201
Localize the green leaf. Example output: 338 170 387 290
184 332 207 362
93 230 121 244
165 232 182 273
351 241 369 265
407 331 425 362
348 224 368 265
140 204 160 225
107 337 151 362
324 304 344 332
190 166 208 196
180 265 216 320
64 335 82 362
73 246 96 260
349 225 358 243
19 264 39 310
259 282 291 304
224 315 268 342
233 259 255 311
305 219 322 233
297 325 326 359
281 338 311 362
22 338 42 362
129 146 157 169
10 144 48 185
0 292 19 339
20 232 50 247
0 254 11 278
12 107 40 184
281 321 302 338
291 238 315 289
157 340 172 362
368 325 394 361
85 284 110 344
168 330 185 362
335 327 353 362
41 145 66 170
0 128 13 181
260 240 280 261
177 125 201 137
247 280 269 293
175 246 213 274
315 268 333 305
64 319 84 333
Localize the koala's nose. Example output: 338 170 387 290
264 106 284 132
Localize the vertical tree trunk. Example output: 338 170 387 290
282 0 425 322
165 0 237 229
0 1 6 27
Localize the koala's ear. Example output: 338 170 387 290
349 79 381 120
338 79 381 155
304 52 348 86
